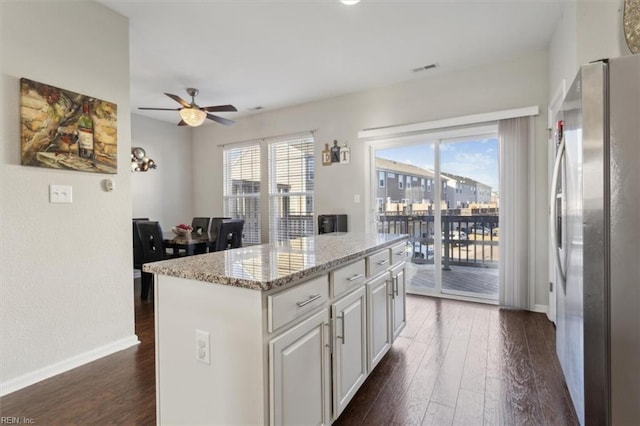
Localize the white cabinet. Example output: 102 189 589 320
331 286 367 418
153 237 407 426
330 259 366 298
267 275 329 332
390 263 406 340
269 309 331 426
366 272 391 371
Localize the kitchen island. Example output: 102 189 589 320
144 232 407 425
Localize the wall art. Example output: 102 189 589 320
624 0 640 53
20 78 117 173
322 140 351 166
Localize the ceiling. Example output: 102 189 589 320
99 0 563 125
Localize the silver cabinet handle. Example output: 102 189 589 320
393 275 399 297
394 251 404 256
347 273 364 282
296 294 322 307
377 259 389 266
336 312 346 344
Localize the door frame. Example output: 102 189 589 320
365 123 498 301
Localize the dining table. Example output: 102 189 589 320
163 231 216 256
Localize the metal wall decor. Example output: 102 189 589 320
131 147 157 172
624 0 640 54
20 78 117 173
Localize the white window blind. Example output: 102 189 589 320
268 133 315 243
223 143 261 245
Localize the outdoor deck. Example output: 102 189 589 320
406 261 499 300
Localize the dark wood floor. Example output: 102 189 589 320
0 282 156 425
1 284 577 426
335 296 578 426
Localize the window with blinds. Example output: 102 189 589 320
223 143 261 245
268 134 315 243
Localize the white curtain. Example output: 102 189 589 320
498 116 533 309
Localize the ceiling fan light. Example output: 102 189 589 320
179 108 207 126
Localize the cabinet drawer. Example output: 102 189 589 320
268 275 329 333
331 259 366 297
390 242 406 266
366 249 390 278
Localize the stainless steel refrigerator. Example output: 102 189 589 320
550 55 639 425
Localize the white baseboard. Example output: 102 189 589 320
0 334 140 397
531 303 548 314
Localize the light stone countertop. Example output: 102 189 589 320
142 232 408 291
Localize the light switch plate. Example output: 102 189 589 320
49 185 72 203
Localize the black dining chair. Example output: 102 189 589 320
132 218 149 273
212 219 244 252
190 217 211 254
135 220 172 300
191 217 211 235
207 217 231 251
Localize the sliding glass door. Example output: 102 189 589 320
372 128 499 301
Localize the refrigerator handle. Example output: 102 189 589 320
550 135 566 283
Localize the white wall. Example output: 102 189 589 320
132 114 193 230
192 50 551 310
0 2 136 394
549 0 632 98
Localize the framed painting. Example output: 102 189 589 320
625 0 640 54
20 78 117 173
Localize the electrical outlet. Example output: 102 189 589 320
49 184 73 203
354 194 360 203
196 329 210 365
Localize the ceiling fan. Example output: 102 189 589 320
139 88 237 127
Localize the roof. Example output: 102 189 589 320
375 157 438 179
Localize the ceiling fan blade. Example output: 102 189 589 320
202 104 238 113
138 107 181 111
206 113 235 126
178 120 188 126
164 93 191 108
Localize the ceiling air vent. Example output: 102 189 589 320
412 63 438 73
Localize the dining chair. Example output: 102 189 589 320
190 217 212 254
132 218 149 272
208 217 231 251
212 219 244 252
191 217 211 235
135 220 171 300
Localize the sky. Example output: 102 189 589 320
376 138 499 191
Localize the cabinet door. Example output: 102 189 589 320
332 286 367 418
390 264 406 341
269 309 331 426
367 273 391 370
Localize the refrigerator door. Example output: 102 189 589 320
608 54 640 425
581 61 609 426
557 68 586 425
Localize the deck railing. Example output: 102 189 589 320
377 213 499 269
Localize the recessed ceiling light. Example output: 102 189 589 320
341 0 360 5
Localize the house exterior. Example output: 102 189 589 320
440 172 493 209
375 158 449 213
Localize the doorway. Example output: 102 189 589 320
371 128 500 302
